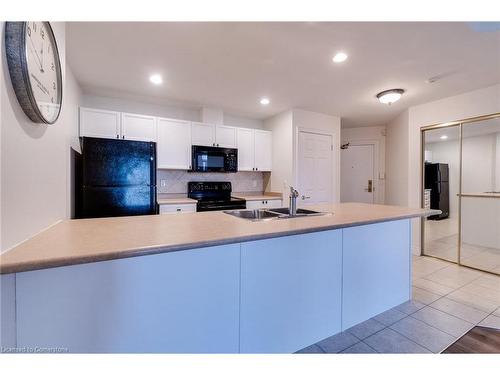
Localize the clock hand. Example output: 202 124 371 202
40 45 44 73
28 37 43 70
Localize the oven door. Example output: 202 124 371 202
191 146 237 172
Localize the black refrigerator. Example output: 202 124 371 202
424 162 449 220
75 137 158 219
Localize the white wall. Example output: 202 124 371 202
385 110 409 207
341 126 386 204
263 110 294 196
462 134 497 193
81 93 200 122
263 109 341 202
1 22 82 252
81 94 265 129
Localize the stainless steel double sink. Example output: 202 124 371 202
224 207 329 221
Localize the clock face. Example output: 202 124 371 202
24 22 62 124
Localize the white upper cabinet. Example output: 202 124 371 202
121 113 157 142
216 125 237 148
79 107 121 140
191 122 216 147
157 118 192 170
254 130 272 171
236 128 272 172
191 123 237 148
236 128 255 171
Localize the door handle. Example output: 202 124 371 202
302 195 311 200
364 180 373 193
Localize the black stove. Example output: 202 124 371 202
188 181 246 212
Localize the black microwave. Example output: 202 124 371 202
191 145 238 173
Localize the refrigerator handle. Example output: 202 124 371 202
437 168 441 182
437 182 441 194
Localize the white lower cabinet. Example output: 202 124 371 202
245 199 282 210
159 203 196 214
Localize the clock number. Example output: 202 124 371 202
51 62 54 71
52 82 56 90
51 97 54 103
27 26 31 37
41 28 45 39
33 23 37 33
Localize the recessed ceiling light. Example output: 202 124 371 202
149 74 163 85
376 89 405 105
332 52 348 63
440 135 448 140
260 97 270 105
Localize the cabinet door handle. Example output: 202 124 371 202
122 135 125 140
217 143 219 147
116 134 119 139
176 208 181 211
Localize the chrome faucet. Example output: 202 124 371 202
289 186 299 216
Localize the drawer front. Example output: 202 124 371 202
246 199 282 210
159 204 196 214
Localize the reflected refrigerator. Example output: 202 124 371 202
424 162 449 220
75 137 158 218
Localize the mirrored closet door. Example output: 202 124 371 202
422 125 461 262
421 113 500 275
459 117 500 273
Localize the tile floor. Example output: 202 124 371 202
424 219 500 272
296 254 500 354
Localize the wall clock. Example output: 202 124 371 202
5 21 63 124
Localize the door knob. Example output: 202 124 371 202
364 180 373 193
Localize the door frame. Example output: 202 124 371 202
294 127 337 204
340 140 381 204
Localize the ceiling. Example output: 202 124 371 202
66 22 500 127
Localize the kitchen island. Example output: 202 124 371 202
1 203 435 353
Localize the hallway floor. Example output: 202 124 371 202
296 255 500 353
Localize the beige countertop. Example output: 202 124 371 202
0 203 436 275
157 194 197 205
458 192 500 199
231 192 282 201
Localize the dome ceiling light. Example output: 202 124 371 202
376 89 405 105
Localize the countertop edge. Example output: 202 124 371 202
0 211 430 275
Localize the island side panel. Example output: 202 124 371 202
342 219 411 330
240 230 343 353
15 244 240 353
1 274 16 350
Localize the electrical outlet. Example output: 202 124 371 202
160 180 167 188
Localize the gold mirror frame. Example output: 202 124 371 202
420 112 500 275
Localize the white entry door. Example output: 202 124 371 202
297 131 333 204
340 144 375 203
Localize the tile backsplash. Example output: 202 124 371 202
157 170 264 194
